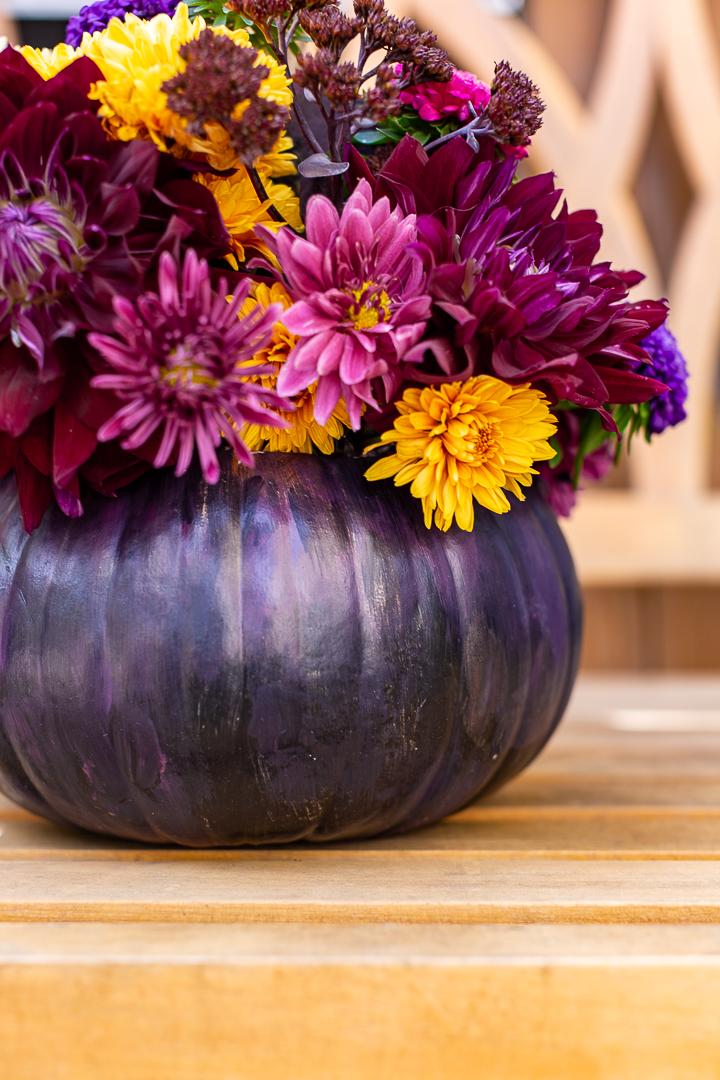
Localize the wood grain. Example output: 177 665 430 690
4 857 720 922
3 923 720 1080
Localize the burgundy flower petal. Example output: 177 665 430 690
52 398 98 487
13 448 53 533
0 343 64 439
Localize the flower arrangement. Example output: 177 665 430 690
0 0 687 533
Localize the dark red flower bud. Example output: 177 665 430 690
162 29 289 166
488 60 545 147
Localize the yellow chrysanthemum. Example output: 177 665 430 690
19 42 80 78
21 5 294 175
262 179 303 232
365 377 557 531
240 284 350 454
196 170 302 266
257 134 297 180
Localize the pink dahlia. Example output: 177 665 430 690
399 70 491 123
89 251 292 483
258 180 430 429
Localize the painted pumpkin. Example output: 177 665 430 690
0 449 581 845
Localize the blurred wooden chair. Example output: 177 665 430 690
389 0 720 667
0 0 16 44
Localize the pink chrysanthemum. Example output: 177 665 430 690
399 70 491 123
258 180 431 429
89 250 292 483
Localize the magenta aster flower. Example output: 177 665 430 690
258 179 431 429
89 250 292 483
0 49 232 531
399 69 490 123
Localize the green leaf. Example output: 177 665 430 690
547 435 563 470
353 129 393 146
572 410 615 488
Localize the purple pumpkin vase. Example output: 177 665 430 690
0 449 581 845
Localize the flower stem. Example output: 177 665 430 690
291 89 326 156
247 165 296 231
424 115 493 152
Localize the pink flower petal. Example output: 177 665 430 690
306 195 339 248
339 335 373 385
343 179 373 216
339 208 373 254
282 301 338 336
341 385 365 430
313 373 342 426
316 332 345 376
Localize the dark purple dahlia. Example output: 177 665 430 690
66 0 178 47
348 135 669 431
0 49 232 531
635 323 688 435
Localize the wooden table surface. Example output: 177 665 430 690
3 674 720 1079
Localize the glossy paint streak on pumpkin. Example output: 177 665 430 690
0 449 582 846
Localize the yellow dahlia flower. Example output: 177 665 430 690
365 377 557 531
21 5 294 175
241 284 350 455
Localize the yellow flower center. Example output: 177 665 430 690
466 422 497 463
429 401 500 466
346 282 391 331
160 364 218 390
159 342 222 391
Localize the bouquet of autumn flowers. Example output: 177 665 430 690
0 0 687 533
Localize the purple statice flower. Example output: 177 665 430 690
66 0 178 46
399 70 490 123
89 250 292 484
258 180 431 429
636 323 689 435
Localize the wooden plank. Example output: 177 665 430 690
5 809 720 861
486 773 720 806
5 919 720 958
3 923 720 1080
561 495 720 585
3 857 720 922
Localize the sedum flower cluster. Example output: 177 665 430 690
0 0 687 532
